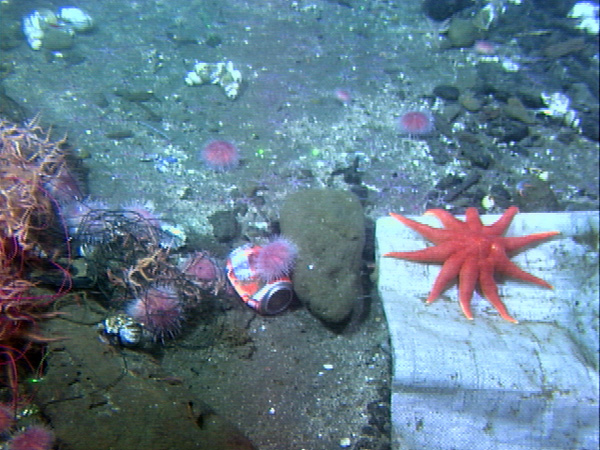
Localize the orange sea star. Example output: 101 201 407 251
384 206 560 323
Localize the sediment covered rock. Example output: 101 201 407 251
280 189 365 324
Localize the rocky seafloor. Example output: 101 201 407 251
0 0 598 449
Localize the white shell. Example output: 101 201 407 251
540 92 571 117
118 322 143 346
569 2 599 19
23 7 92 50
23 17 43 50
58 7 93 32
184 71 203 86
185 61 243 99
539 92 580 128
22 9 56 50
568 2 600 34
102 313 144 346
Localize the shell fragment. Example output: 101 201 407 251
58 7 94 32
22 9 56 50
185 61 243 99
568 2 600 34
22 7 93 50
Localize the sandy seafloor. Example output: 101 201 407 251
0 0 599 449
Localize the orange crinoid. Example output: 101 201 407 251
384 207 560 323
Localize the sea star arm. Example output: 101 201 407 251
389 212 455 244
491 244 554 289
479 260 519 323
457 253 479 320
465 207 484 233
501 231 560 252
384 240 465 263
483 206 519 236
424 209 466 231
425 249 470 303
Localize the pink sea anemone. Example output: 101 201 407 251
398 110 434 136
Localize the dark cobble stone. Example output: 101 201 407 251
377 385 391 401
367 401 391 434
580 112 600 142
442 171 482 203
489 184 513 208
515 178 560 212
204 34 222 48
433 85 460 101
422 0 474 21
519 92 546 109
460 143 493 169
366 399 388 415
361 425 379 437
487 118 530 143
436 174 464 191
501 121 530 143
354 437 376 449
209 210 239 243
509 145 530 157
428 141 453 165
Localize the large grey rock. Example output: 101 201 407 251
38 302 257 450
281 189 364 324
376 210 599 450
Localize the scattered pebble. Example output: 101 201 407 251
339 437 352 447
